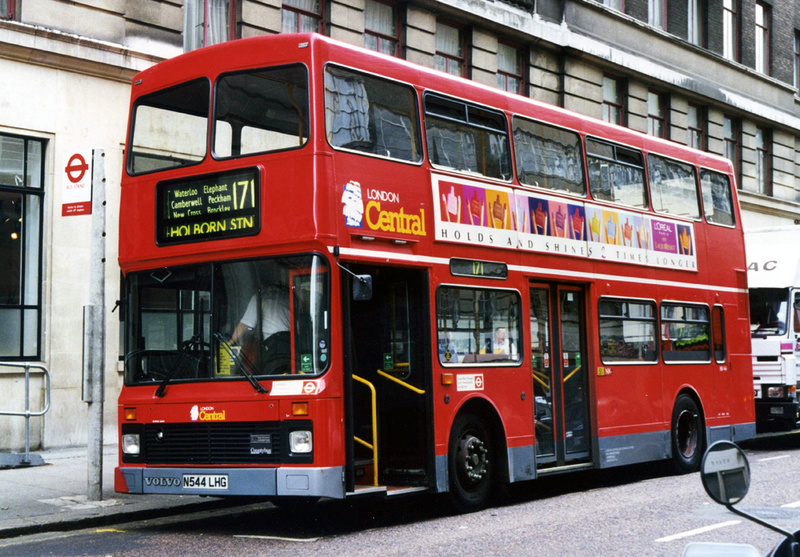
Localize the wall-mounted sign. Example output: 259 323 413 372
62 151 93 216
156 168 260 245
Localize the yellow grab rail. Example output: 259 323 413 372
376 369 425 395
352 374 378 487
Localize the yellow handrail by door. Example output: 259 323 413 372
376 368 425 394
352 374 378 487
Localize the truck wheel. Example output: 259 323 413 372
448 412 494 513
671 394 704 473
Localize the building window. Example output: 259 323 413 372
794 32 800 89
601 0 624 10
723 0 738 61
1 0 15 19
434 21 464 77
688 0 702 45
755 126 771 196
687 104 706 150
755 2 770 75
649 0 665 30
282 0 323 33
723 115 740 188
364 0 399 57
647 91 667 138
0 133 45 359
184 0 235 52
497 43 523 95
602 76 624 126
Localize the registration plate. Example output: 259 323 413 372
182 474 228 490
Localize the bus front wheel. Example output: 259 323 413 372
448 412 494 513
671 394 704 473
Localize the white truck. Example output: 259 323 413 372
746 226 800 431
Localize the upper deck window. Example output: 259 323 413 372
324 65 420 163
214 64 309 159
513 117 585 195
647 154 700 219
700 169 735 226
424 94 511 181
586 138 647 209
128 79 210 175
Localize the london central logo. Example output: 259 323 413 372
190 405 226 422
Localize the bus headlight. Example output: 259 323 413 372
289 430 313 454
122 433 141 455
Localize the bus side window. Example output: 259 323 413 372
598 298 657 363
586 138 647 209
424 93 511 180
436 286 521 365
648 154 700 219
712 305 726 363
661 303 711 363
324 65 421 163
513 116 586 196
700 169 735 226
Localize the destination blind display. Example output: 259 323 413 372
156 168 260 245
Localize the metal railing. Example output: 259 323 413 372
0 362 51 467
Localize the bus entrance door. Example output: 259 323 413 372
344 265 431 494
530 284 591 469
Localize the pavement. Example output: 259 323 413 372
0 445 232 539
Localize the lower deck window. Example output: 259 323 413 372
661 303 710 362
598 299 657 363
436 286 521 365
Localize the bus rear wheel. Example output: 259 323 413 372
671 394 704 473
448 412 494 513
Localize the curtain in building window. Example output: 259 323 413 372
365 0 393 36
436 23 461 58
184 0 204 51
207 0 229 46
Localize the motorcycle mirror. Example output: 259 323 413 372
700 440 750 506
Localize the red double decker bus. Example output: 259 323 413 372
115 33 755 511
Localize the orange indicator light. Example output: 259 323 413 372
124 408 137 421
292 402 309 416
441 373 454 386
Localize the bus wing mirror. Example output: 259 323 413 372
700 440 750 506
353 275 373 301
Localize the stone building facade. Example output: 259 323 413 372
1 0 798 449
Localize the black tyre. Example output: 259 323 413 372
448 413 494 513
671 394 704 473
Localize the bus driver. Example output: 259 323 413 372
230 281 291 373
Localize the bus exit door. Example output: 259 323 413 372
530 284 591 469
343 265 431 493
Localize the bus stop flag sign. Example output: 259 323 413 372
62 151 93 216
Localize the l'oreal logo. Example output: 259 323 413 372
190 405 226 422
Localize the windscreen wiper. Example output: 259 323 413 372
214 332 268 393
154 334 201 398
